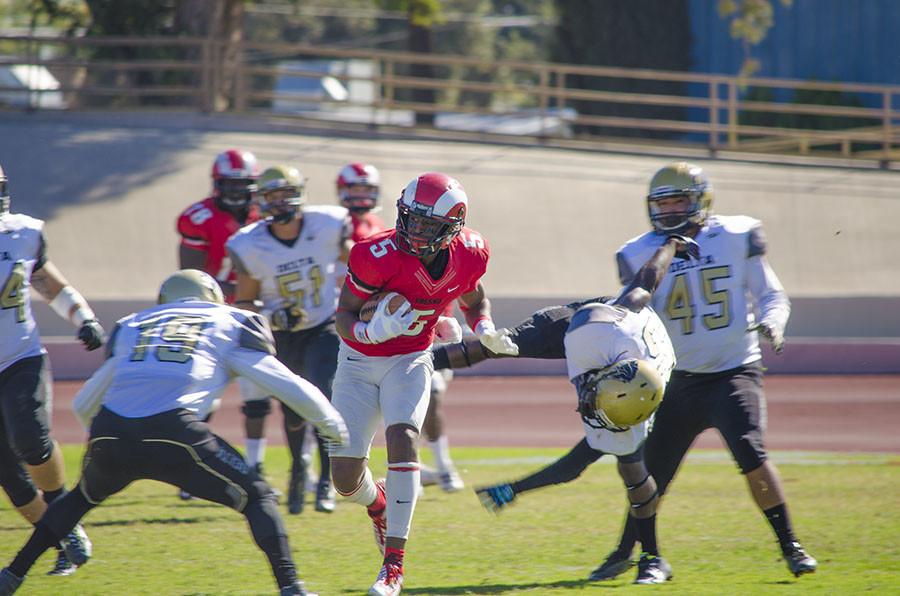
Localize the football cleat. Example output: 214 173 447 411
314 480 336 513
46 550 76 577
419 465 439 487
178 489 195 501
368 558 403 596
61 524 92 567
439 468 465 493
588 550 634 581
634 553 672 584
0 568 23 595
782 542 817 577
280 581 317 596
368 479 387 555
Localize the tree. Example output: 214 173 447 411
718 0 793 79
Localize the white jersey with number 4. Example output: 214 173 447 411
0 213 47 373
617 215 789 373
227 206 349 329
564 302 675 456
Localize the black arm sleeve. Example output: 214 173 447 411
509 438 603 494
33 234 47 271
748 224 768 258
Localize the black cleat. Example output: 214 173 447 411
634 553 672 584
314 480 336 513
288 465 308 515
46 550 76 576
0 568 23 595
588 550 633 581
783 542 817 577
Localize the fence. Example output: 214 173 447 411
1 35 897 165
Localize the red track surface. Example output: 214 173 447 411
50 375 899 453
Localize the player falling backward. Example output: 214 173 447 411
0 270 347 596
435 234 699 585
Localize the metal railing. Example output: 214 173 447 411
1 35 897 165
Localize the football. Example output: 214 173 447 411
359 291 411 322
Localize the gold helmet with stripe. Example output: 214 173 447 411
158 269 224 305
575 358 665 431
647 161 713 233
258 165 306 224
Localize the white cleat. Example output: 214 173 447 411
368 561 403 596
439 468 464 493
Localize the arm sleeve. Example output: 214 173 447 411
33 234 47 271
616 251 635 285
746 255 790 335
73 359 115 430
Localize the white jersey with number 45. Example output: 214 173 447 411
0 213 47 373
617 215 789 373
564 302 675 456
227 205 349 330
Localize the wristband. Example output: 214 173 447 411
352 320 372 344
49 286 96 327
473 317 495 337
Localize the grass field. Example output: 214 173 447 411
0 446 897 595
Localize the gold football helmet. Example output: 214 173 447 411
646 161 713 233
158 270 225 305
258 165 306 224
575 359 665 431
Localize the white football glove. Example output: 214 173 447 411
748 321 784 354
476 319 519 356
364 297 415 344
434 315 463 344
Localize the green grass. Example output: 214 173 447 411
0 447 898 595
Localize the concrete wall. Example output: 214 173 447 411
3 110 898 377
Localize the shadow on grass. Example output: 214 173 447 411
88 515 223 527
399 578 597 594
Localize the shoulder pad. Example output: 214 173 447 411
232 311 276 355
568 302 627 333
747 224 767 258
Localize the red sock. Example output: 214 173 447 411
384 547 404 568
367 484 386 518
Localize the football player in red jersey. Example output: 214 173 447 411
337 162 386 241
175 150 273 483
338 163 463 493
330 172 516 596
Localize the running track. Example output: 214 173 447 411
50 375 899 453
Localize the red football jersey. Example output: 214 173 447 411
345 227 489 356
176 197 261 300
350 211 386 242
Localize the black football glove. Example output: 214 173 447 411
270 306 307 332
77 319 104 351
475 483 516 513
667 234 701 261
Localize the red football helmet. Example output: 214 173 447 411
396 172 467 257
211 149 259 213
337 162 380 213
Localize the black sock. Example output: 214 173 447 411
764 503 797 551
616 513 638 557
43 487 67 505
245 497 298 588
9 522 59 578
284 421 307 475
634 514 659 556
315 432 330 486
